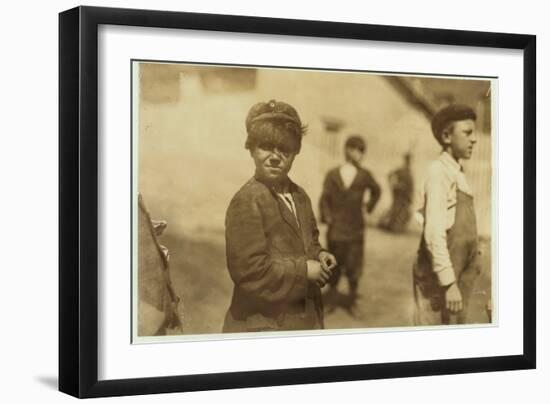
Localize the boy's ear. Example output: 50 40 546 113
440 129 452 145
440 122 455 145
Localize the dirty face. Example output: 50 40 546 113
442 119 477 161
250 136 298 184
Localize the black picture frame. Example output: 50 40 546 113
59 5 536 398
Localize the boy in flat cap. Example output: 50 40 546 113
319 135 381 316
223 100 337 333
412 104 481 325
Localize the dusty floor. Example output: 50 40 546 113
161 225 492 336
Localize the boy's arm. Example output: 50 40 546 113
303 191 337 279
319 173 333 224
308 207 324 259
304 192 328 259
225 194 308 305
365 171 382 213
424 168 456 286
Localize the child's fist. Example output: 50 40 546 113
307 260 330 287
445 283 463 313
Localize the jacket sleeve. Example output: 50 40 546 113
319 173 333 224
365 170 382 213
225 193 308 305
305 193 324 260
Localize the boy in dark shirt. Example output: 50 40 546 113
319 136 381 315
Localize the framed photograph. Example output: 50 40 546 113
59 6 536 398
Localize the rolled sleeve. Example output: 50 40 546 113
423 168 456 286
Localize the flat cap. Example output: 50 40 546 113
431 104 477 143
245 99 302 133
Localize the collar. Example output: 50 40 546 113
438 151 463 174
253 174 300 195
340 162 358 177
342 160 361 171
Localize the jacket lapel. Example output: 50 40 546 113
274 192 302 239
255 176 303 240
349 167 363 190
337 165 361 191
333 168 346 191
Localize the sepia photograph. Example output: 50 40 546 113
133 61 495 341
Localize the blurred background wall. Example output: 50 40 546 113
138 62 492 236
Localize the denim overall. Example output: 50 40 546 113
413 189 480 325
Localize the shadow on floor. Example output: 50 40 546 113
35 375 58 390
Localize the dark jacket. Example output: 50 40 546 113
223 176 324 332
320 166 381 242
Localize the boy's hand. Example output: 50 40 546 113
307 260 330 287
445 283 463 313
318 251 337 272
152 220 168 236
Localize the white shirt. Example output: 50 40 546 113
339 162 358 189
277 192 299 227
416 151 474 286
